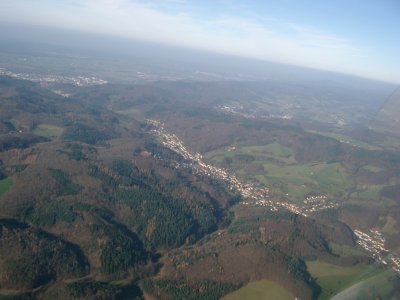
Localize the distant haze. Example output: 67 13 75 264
0 23 396 96
0 0 399 84
372 87 400 137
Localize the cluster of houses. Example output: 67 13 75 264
147 120 272 199
303 195 339 213
354 229 400 274
147 119 245 192
354 229 387 260
216 105 292 120
243 195 338 217
0 67 107 87
391 256 400 273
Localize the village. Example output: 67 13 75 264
0 67 107 87
147 119 337 218
216 105 293 120
303 195 339 213
354 229 400 274
147 119 400 275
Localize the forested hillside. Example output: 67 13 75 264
1 76 399 299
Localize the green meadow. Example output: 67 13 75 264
222 280 294 300
329 242 367 258
305 130 382 151
331 269 399 300
0 177 12 197
33 124 64 138
306 260 387 300
206 142 350 203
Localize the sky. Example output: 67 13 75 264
0 0 399 83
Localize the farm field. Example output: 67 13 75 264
257 161 348 198
205 142 351 203
362 165 384 173
306 260 387 300
32 124 63 138
0 177 12 197
205 139 400 209
355 184 382 200
331 269 399 300
382 216 399 235
222 280 294 300
205 142 294 164
329 242 367 258
305 130 382 151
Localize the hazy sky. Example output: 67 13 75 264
1 0 399 83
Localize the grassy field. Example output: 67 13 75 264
331 269 399 300
349 185 395 207
306 260 386 300
32 124 63 138
261 161 348 198
222 280 294 300
206 142 295 165
329 242 367 258
362 165 384 173
205 140 400 208
382 216 399 235
0 177 12 197
9 118 23 131
356 185 382 200
240 143 295 164
381 135 400 150
206 142 350 203
306 130 381 151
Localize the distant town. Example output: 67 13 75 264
0 67 107 87
216 105 293 120
216 104 349 128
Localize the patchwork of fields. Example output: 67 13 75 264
205 140 396 207
206 142 347 204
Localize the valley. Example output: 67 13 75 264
147 117 400 276
0 1 399 298
0 54 399 299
